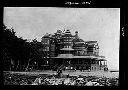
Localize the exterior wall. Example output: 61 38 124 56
86 41 99 56
62 33 73 48
41 37 50 58
41 38 50 51
41 30 100 57
50 44 55 57
73 42 87 56
91 64 100 71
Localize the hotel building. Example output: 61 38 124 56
41 29 108 71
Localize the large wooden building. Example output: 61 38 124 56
40 29 108 71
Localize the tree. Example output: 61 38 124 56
3 24 43 71
3 24 30 71
26 39 42 70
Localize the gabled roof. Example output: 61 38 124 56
60 47 74 50
85 41 97 44
73 43 85 47
56 54 74 58
42 33 52 38
61 29 73 37
42 35 50 38
53 54 106 60
72 38 85 43
62 34 73 37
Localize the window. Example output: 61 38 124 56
92 67 93 70
95 67 96 70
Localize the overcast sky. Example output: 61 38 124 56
4 7 120 70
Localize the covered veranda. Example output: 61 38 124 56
52 54 107 70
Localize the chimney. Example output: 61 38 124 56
75 31 78 37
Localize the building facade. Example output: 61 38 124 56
40 29 108 71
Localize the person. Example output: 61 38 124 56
57 69 62 78
74 68 76 71
88 69 91 72
104 67 108 71
80 67 82 72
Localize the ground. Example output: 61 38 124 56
4 70 119 78
3 70 119 86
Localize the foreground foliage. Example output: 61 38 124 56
3 72 118 86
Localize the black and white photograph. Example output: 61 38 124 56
3 7 120 86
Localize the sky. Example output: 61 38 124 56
4 7 120 70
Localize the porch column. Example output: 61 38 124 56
100 61 102 65
105 61 107 66
69 60 71 64
62 59 64 64
100 61 101 70
97 61 99 65
98 61 100 65
99 61 101 66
